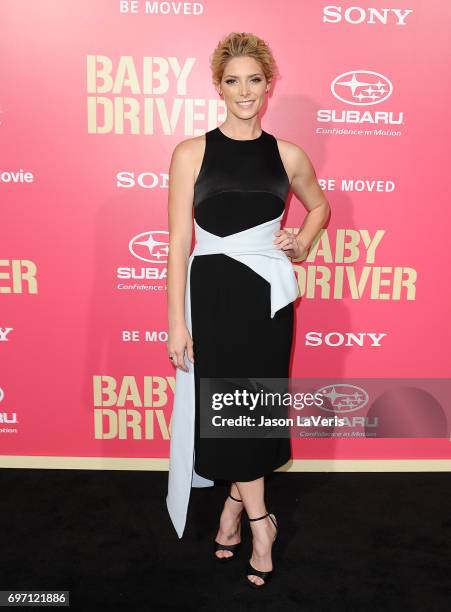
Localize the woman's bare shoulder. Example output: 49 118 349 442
171 133 205 160
275 136 314 182
275 136 310 163
170 134 206 183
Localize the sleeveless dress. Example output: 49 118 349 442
166 126 300 538
192 126 294 480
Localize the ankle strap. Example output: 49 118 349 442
229 494 243 503
248 512 278 532
248 512 269 521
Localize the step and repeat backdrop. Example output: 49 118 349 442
1 1 450 470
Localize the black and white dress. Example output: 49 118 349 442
166 126 300 538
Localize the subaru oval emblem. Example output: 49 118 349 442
315 384 369 413
331 70 393 106
129 230 169 264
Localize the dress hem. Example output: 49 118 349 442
193 454 292 483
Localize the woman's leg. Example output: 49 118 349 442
230 481 240 500
214 481 244 559
235 477 278 586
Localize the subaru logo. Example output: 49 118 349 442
316 384 369 414
331 70 393 106
129 230 169 264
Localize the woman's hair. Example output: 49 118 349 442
210 32 279 87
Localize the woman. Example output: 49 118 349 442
166 32 330 588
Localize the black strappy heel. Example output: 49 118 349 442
246 512 278 588
213 493 243 562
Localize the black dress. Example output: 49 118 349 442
191 126 294 482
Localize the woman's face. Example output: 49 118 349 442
217 56 269 119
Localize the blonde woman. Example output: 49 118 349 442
166 32 329 588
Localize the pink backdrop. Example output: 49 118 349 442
1 1 450 465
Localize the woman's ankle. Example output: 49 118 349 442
224 496 243 517
250 516 276 544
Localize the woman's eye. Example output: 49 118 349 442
225 78 262 85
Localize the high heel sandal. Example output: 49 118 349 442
213 493 243 562
246 512 278 588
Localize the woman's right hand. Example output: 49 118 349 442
167 323 194 372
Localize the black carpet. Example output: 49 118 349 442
0 468 450 611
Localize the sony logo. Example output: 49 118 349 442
306 332 387 347
323 6 414 26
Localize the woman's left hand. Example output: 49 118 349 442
273 229 308 260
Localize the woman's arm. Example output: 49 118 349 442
276 140 330 259
166 139 199 371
